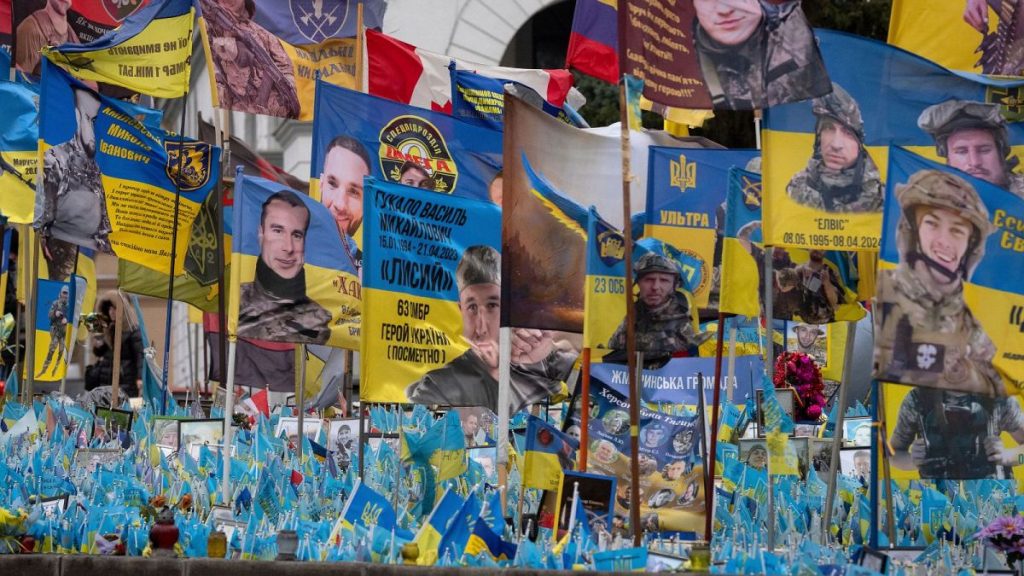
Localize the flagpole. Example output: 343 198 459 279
213 107 230 403
109 291 126 407
869 379 880 548
23 230 40 402
726 323 738 404
297 345 306 463
705 313 727 540
220 339 237 503
762 246 776 550
497 327 512 516
617 79 642 548
578 347 591 471
822 321 856 543
355 1 365 93
160 16 197 415
878 380 896 545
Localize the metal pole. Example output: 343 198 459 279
220 340 237 503
878 382 896 545
110 292 126 407
822 321 857 543
497 326 512 515
705 312 727 540
869 379 880 548
578 347 591 471
23 233 39 402
763 246 775 550
297 345 306 463
214 108 230 397
617 79 642 547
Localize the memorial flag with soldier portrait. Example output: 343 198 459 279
0 78 39 225
889 0 1024 76
763 29 1024 251
359 177 511 408
875 147 1024 397
37 59 221 276
198 0 385 120
311 78 503 251
45 0 195 97
585 377 705 534
720 168 865 324
644 147 759 308
619 0 830 111
32 275 86 382
228 172 360 350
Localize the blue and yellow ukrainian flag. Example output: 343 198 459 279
524 154 588 240
45 0 196 98
0 80 39 226
429 410 467 481
523 415 578 491
414 488 465 566
464 517 516 563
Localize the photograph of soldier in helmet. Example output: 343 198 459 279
237 190 333 345
692 0 830 110
919 100 1024 199
873 169 1002 396
889 383 1024 479
39 87 111 253
786 83 884 213
963 0 1024 76
37 284 70 378
736 221 846 324
406 245 576 413
788 322 827 364
604 253 711 364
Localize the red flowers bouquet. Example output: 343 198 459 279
773 351 826 422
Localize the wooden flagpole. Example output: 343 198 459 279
705 313 727 540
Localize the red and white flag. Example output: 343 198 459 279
242 388 270 419
365 30 584 113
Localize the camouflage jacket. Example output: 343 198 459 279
237 281 332 345
47 298 68 338
786 156 883 213
607 292 710 357
873 266 1003 396
1009 172 1024 200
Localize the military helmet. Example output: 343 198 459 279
917 100 1010 158
812 83 864 141
634 252 680 280
894 169 994 278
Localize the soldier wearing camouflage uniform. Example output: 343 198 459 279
787 83 884 213
918 100 1024 199
237 191 332 345
693 0 830 110
40 88 111 252
37 285 69 377
606 253 711 360
873 169 1003 396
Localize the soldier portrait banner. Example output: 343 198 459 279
644 147 758 308
228 172 360 349
874 147 1024 397
32 275 86 383
585 377 705 534
763 29 1024 251
720 168 865 325
361 178 572 411
37 60 221 275
0 78 39 225
619 0 829 110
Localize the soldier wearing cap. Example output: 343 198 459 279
792 322 825 358
693 0 830 110
874 169 1002 396
37 285 69 377
406 245 575 413
787 83 884 213
918 100 1024 199
606 252 710 360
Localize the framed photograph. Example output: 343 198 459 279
785 322 828 368
327 418 359 454
738 438 768 472
275 417 323 444
809 438 835 475
554 470 616 537
178 419 225 454
95 407 133 434
843 416 872 447
188 442 235 462
793 424 818 438
857 547 889 574
74 448 121 474
755 388 794 436
790 436 809 479
455 407 496 448
839 447 872 483
469 446 497 484
38 495 69 518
